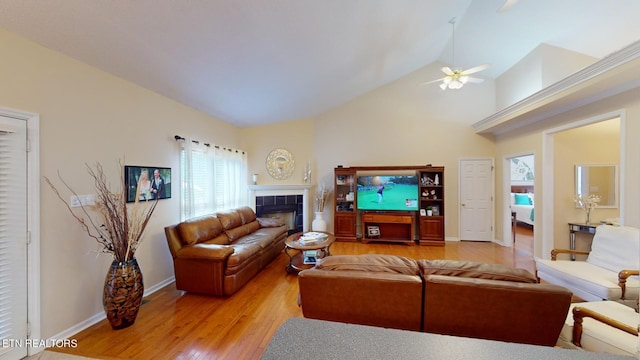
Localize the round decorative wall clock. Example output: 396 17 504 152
266 148 295 180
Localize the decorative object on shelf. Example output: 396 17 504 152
420 209 426 216
432 205 440 216
574 194 601 224
421 176 434 186
252 173 258 185
303 161 312 184
426 206 433 216
434 174 440 185
44 160 158 330
345 192 354 201
367 225 380 238
266 148 295 180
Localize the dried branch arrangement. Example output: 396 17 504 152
44 160 158 262
315 183 331 212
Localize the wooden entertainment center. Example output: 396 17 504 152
333 165 445 246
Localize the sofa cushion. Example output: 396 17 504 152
315 254 419 275
418 260 538 283
226 243 263 272
236 227 286 249
176 215 227 245
587 225 640 273
217 209 243 230
225 221 261 242
237 206 257 224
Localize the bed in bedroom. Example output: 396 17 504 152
511 186 534 227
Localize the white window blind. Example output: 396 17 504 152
180 139 248 221
0 115 28 360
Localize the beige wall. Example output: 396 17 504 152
240 119 314 186
496 44 596 110
553 119 620 251
1 29 241 338
495 89 640 257
313 62 497 239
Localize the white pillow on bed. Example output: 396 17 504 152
510 193 516 205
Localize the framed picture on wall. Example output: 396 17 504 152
124 166 172 203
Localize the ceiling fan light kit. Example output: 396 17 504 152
430 17 490 91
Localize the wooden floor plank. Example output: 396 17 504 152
50 236 536 360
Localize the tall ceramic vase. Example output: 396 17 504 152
103 258 144 330
312 211 327 232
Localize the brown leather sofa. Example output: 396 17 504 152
298 254 573 346
164 206 287 296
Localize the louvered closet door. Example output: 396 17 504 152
0 115 27 360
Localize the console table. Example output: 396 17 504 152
568 223 598 260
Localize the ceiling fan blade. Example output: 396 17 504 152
466 77 485 84
461 63 490 75
422 77 446 85
441 67 454 76
497 0 518 13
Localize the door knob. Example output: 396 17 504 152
461 203 466 206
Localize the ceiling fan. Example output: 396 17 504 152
425 17 490 90
497 0 518 13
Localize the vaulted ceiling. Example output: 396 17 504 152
1 0 639 127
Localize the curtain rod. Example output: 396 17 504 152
174 135 245 154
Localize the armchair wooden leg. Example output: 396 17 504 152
572 308 585 347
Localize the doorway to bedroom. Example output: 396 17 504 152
509 154 534 255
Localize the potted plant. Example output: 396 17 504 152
426 206 433 216
45 160 158 329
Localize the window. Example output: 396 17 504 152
180 139 248 220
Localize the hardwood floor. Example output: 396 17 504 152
514 223 534 256
50 240 536 360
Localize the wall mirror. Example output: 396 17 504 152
575 164 618 208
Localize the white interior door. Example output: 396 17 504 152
0 115 28 360
459 159 493 241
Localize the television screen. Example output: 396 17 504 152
356 175 419 211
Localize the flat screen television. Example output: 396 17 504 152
356 174 419 211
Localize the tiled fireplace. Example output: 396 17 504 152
249 185 312 234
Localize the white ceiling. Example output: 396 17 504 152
2 0 640 127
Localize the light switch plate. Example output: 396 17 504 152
70 194 95 207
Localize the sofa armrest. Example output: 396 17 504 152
572 306 639 347
618 270 640 299
550 248 590 260
176 243 235 261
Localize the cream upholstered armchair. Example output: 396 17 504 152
535 225 640 302
557 300 639 357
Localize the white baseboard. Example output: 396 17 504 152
48 276 176 343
